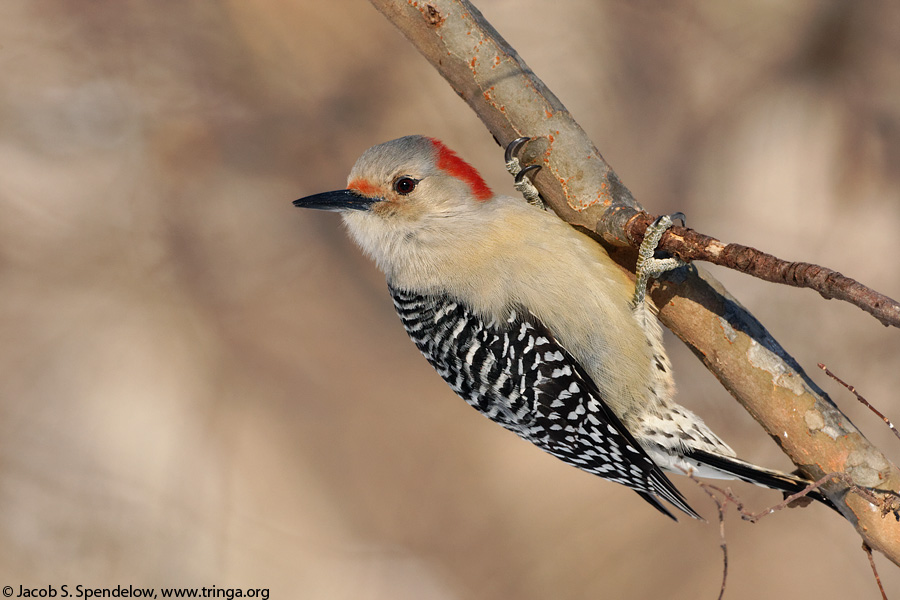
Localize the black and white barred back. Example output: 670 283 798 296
389 285 701 520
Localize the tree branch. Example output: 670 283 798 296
625 213 900 328
368 0 900 565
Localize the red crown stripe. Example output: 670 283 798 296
429 138 492 201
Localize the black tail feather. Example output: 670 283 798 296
685 449 837 510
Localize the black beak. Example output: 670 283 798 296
293 189 377 212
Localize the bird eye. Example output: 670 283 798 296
393 177 418 195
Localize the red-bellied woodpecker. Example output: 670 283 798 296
294 135 825 519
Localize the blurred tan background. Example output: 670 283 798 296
2 0 899 597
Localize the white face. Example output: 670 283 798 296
338 136 494 280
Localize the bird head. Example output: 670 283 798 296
294 135 496 278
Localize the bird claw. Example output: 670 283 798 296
505 136 531 164
515 164 542 184
667 212 686 228
504 137 545 209
632 213 688 307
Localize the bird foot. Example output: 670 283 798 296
632 213 687 307
504 137 546 209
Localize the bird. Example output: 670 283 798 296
293 134 826 519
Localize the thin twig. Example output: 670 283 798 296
685 470 897 600
740 471 899 522
692 479 730 600
739 473 846 523
819 363 900 442
625 213 900 328
687 467 900 523
862 542 890 600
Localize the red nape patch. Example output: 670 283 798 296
347 178 379 197
430 138 493 201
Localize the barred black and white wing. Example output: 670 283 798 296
389 285 700 520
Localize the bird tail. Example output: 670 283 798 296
683 448 835 509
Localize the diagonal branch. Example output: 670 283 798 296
368 0 900 565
